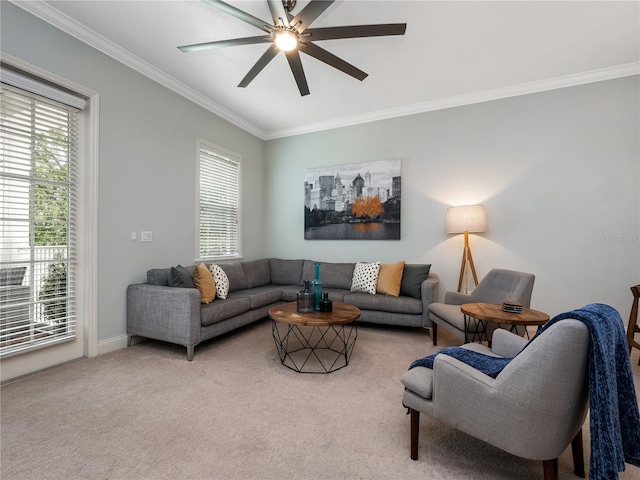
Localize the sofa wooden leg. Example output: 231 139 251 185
410 408 419 460
542 458 558 480
186 345 194 361
571 429 585 477
432 324 438 346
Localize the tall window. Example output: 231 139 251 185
197 139 241 259
0 78 82 357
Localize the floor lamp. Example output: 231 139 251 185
446 205 487 293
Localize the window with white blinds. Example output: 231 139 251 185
197 139 241 259
0 81 80 357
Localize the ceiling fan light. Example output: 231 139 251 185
275 31 298 51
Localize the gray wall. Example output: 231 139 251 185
264 77 640 317
1 3 266 343
2 2 639 349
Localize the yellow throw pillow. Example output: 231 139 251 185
193 263 216 304
376 261 405 297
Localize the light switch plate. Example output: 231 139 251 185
141 231 152 243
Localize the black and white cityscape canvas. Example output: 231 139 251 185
304 159 401 240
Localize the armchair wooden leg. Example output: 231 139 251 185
410 408 419 460
432 323 438 346
542 458 558 480
571 429 585 478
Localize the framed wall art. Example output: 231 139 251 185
304 158 401 240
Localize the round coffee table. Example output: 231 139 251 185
461 302 549 343
269 301 361 373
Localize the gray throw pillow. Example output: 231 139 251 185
168 265 195 288
400 264 431 298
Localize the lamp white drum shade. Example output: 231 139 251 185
445 205 487 234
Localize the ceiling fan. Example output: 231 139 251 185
178 0 407 96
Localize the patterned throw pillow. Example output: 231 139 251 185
350 261 381 294
192 263 216 304
208 264 230 299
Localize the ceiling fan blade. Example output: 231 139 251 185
305 24 407 41
284 50 310 96
290 0 335 33
202 0 273 33
238 43 280 88
301 42 367 81
267 0 290 28
178 36 271 52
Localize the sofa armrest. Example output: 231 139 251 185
420 273 439 327
127 284 201 348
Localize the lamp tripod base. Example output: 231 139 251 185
457 231 479 293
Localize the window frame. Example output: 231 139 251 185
0 53 98 381
195 138 242 262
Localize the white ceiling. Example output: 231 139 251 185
14 0 640 139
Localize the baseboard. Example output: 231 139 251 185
97 334 128 356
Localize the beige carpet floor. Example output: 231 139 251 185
2 320 640 480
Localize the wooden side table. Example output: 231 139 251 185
461 302 549 344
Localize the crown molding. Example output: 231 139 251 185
11 0 268 140
264 62 640 139
12 1 639 142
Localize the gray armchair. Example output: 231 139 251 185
401 319 589 480
428 268 535 345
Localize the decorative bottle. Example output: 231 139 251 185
298 280 313 313
320 292 333 312
311 263 323 311
297 281 312 313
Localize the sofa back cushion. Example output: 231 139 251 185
302 260 355 290
242 259 271 289
219 263 248 292
270 258 304 285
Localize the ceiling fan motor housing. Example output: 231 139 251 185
283 0 297 13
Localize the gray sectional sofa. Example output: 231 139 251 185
127 258 438 360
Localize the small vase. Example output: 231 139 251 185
311 263 323 311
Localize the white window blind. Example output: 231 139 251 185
198 140 241 259
0 81 80 357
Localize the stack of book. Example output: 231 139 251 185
502 301 523 314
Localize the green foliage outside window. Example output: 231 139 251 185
34 127 69 323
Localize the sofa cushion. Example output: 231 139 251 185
242 259 271 289
344 292 423 315
200 297 251 326
350 262 381 294
270 258 304 285
302 261 355 290
193 263 216 304
219 263 248 292
168 265 195 289
376 261 405 297
229 285 282 310
147 267 171 286
400 264 431 298
209 264 230 299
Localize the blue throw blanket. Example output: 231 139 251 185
410 303 640 479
